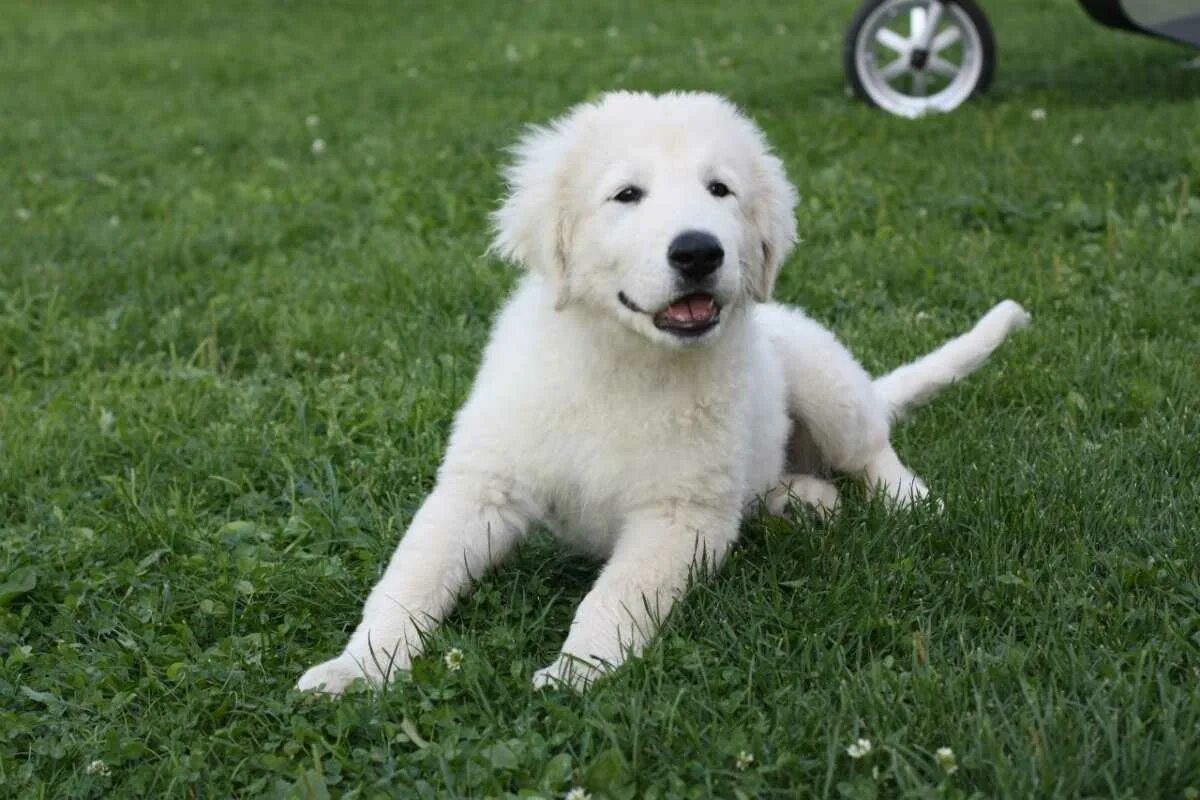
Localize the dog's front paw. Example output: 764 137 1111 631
532 655 606 692
296 654 373 696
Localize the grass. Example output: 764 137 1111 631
2 0 1198 796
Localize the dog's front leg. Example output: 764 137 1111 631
297 474 534 695
532 504 738 691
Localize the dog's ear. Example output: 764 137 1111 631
743 144 798 303
491 122 577 310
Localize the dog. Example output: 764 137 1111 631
297 91 1030 694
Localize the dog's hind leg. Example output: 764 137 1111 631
762 301 1029 508
297 473 537 695
760 305 927 505
765 473 840 520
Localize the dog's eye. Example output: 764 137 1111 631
708 181 732 198
613 186 644 204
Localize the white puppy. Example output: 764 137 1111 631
297 91 1029 694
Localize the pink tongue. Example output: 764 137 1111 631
665 295 714 323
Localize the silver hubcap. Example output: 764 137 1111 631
855 0 984 118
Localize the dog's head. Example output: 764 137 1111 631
492 92 797 347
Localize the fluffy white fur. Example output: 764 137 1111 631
297 91 1030 694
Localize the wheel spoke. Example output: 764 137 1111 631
880 57 910 80
931 26 961 52
911 70 928 96
875 27 909 54
909 7 926 38
913 2 945 49
927 55 958 78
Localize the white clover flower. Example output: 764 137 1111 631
16 208 31 222
310 138 326 155
564 787 591 800
846 738 873 759
935 746 958 775
99 408 115 433
505 44 520 63
305 114 320 128
443 647 463 671
1071 133 1084 146
108 215 120 227
735 750 755 770
1030 108 1047 121
85 759 111 777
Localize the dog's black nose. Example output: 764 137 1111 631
668 231 723 280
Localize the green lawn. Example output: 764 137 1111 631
2 1 1199 797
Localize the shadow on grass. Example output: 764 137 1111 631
994 41 1200 108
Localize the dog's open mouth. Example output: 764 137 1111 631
653 293 721 337
618 291 723 338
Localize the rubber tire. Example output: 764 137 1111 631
843 0 997 113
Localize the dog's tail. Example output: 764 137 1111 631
873 300 1031 421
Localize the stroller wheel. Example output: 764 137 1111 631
844 0 996 118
